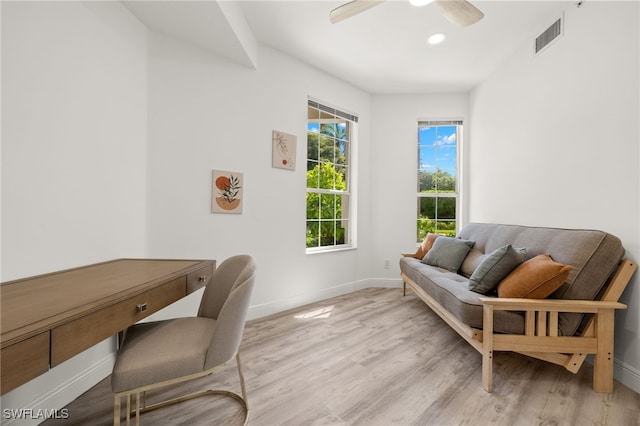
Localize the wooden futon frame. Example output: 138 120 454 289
402 259 637 393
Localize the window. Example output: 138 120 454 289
306 99 357 251
417 120 462 242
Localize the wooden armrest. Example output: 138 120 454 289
478 297 627 313
400 253 416 258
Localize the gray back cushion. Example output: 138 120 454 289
459 223 624 336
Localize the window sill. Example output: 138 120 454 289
306 245 357 255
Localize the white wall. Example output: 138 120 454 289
144 33 373 320
1 1 148 420
469 1 640 391
369 94 469 280
1 2 148 280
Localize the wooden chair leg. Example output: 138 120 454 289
126 394 131 426
114 395 121 426
135 391 141 426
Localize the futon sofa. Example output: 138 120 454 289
400 222 637 393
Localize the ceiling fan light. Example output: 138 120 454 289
428 32 447 45
409 0 434 7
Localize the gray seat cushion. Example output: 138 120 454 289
111 317 216 393
401 256 525 334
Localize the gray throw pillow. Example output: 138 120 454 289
469 244 527 294
422 237 475 272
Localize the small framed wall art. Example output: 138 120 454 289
212 170 243 214
272 130 296 171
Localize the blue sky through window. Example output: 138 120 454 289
418 125 457 177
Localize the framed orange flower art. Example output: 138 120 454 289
211 170 243 214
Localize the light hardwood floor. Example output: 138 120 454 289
43 288 639 426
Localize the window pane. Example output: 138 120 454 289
320 119 335 137
437 197 456 219
320 194 336 219
320 221 335 246
336 220 347 245
436 126 457 146
436 220 457 237
337 122 348 142
418 144 436 169
319 163 334 190
335 165 347 191
307 161 320 188
418 197 436 219
419 126 437 145
335 140 347 166
417 217 457 240
418 153 457 191
336 194 349 220
306 221 319 248
307 131 319 163
438 145 457 180
319 135 335 165
306 192 319 219
418 167 436 192
418 197 456 221
417 218 432 242
433 169 456 192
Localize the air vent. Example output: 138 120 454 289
535 16 563 55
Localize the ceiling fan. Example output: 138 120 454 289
330 0 484 27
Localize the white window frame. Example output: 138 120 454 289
306 98 357 253
417 120 462 242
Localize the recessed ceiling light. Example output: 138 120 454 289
409 0 434 6
428 33 447 45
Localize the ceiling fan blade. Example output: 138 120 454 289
435 0 484 27
330 0 385 24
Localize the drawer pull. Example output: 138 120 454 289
199 275 208 282
136 303 148 313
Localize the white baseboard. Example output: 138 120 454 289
2 352 116 426
358 278 403 289
614 359 640 394
246 278 403 321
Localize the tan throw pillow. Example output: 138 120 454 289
497 254 572 299
414 233 441 259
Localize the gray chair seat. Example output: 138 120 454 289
112 317 216 393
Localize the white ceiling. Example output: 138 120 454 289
125 0 572 94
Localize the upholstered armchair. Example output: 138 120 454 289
111 255 256 425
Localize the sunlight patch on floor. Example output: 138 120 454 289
294 305 334 319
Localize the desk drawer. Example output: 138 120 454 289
187 264 214 293
1 332 50 395
50 277 186 366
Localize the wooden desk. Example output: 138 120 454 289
0 258 215 395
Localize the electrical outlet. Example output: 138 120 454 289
384 259 391 269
